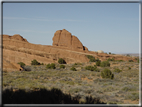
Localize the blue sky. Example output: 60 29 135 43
2 2 139 54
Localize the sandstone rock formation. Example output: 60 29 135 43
2 34 90 72
2 30 137 72
3 34 28 42
52 29 88 51
3 59 23 72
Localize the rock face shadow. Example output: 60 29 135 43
2 88 106 104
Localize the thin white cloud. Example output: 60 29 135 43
3 16 82 22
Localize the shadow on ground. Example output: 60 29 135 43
2 88 106 104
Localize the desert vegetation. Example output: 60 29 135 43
31 59 41 65
17 62 25 67
101 68 114 79
100 61 110 67
46 63 56 69
58 58 66 64
86 55 96 62
2 58 139 104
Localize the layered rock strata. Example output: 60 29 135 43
2 30 137 72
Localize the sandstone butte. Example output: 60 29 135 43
2 29 137 72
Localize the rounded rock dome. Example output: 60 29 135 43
97 50 104 53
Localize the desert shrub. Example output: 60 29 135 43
50 63 56 69
125 93 139 101
96 60 101 66
46 63 56 69
85 65 100 72
95 58 100 62
94 65 97 68
41 63 44 65
128 67 131 70
85 66 95 71
74 63 82 66
101 68 114 79
112 58 115 61
117 60 124 62
17 62 25 67
129 60 133 62
95 68 100 72
113 68 122 73
70 67 77 71
122 86 137 92
130 93 139 101
107 58 114 61
109 52 111 54
46 64 51 69
100 61 110 67
60 65 65 69
31 59 40 65
58 58 66 64
86 55 96 62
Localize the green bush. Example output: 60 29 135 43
128 67 131 70
70 67 77 71
113 68 122 73
31 59 40 65
58 58 66 64
117 60 124 62
129 60 133 62
100 61 110 67
94 65 97 68
85 66 95 71
96 60 101 66
60 65 65 69
85 65 100 72
101 68 114 79
74 63 82 66
95 58 100 62
50 63 56 69
46 63 56 69
107 58 114 61
95 68 100 72
46 64 51 69
17 62 25 67
109 52 111 54
86 55 96 62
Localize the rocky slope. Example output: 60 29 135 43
2 29 137 72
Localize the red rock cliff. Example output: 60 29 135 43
52 29 88 51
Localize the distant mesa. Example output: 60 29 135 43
3 34 28 42
52 29 88 51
